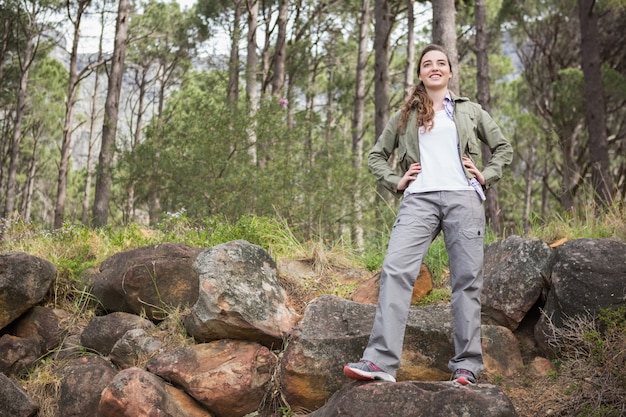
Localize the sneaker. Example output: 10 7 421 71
343 360 396 382
452 368 476 386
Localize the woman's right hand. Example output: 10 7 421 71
397 163 422 191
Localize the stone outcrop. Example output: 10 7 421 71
308 381 519 417
280 294 524 411
147 339 277 417
0 252 56 329
0 237 623 416
184 240 300 348
482 236 554 330
90 242 203 320
534 238 626 355
97 367 214 417
57 356 118 417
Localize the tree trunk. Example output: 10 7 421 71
4 26 35 216
271 0 288 97
474 0 502 235
351 0 371 251
82 4 107 225
523 145 534 233
404 0 415 93
0 15 12 86
245 0 259 165
55 0 89 229
432 0 459 94
227 1 242 105
93 0 130 227
374 0 394 202
578 0 613 207
20 134 39 221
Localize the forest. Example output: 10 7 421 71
0 0 625 248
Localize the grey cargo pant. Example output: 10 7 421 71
362 190 485 378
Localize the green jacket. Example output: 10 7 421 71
368 93 513 196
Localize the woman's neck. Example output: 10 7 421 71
427 88 449 111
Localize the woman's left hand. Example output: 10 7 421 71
462 157 485 185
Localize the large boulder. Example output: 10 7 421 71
482 236 554 330
98 367 214 417
57 355 118 417
184 240 300 348
534 238 626 355
307 381 519 417
147 339 277 417
0 252 56 330
280 295 522 411
90 243 203 320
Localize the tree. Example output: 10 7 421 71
271 0 288 97
22 58 66 221
578 0 614 207
3 0 46 217
92 0 130 227
245 0 259 165
404 0 415 92
474 0 503 235
432 0 459 93
351 0 372 250
54 0 92 229
81 0 109 225
123 0 197 224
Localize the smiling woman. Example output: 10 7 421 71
343 43 513 386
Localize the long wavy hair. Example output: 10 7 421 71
398 44 452 133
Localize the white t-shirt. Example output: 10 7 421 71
405 110 473 195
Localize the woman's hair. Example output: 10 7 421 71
398 44 452 133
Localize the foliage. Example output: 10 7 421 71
544 307 626 416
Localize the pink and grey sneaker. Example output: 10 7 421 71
343 360 396 382
452 368 476 386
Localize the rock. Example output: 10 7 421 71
482 325 524 378
0 372 38 417
13 306 68 353
184 240 299 348
534 238 626 356
147 339 277 417
110 328 164 369
90 243 203 320
57 355 117 417
482 236 554 330
0 252 56 330
280 295 523 411
350 264 432 305
528 356 556 378
0 334 41 376
307 381 519 417
98 367 214 417
80 312 155 356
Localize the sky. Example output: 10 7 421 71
74 0 199 54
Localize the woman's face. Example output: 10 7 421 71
418 50 452 91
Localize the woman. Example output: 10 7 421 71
343 44 513 385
